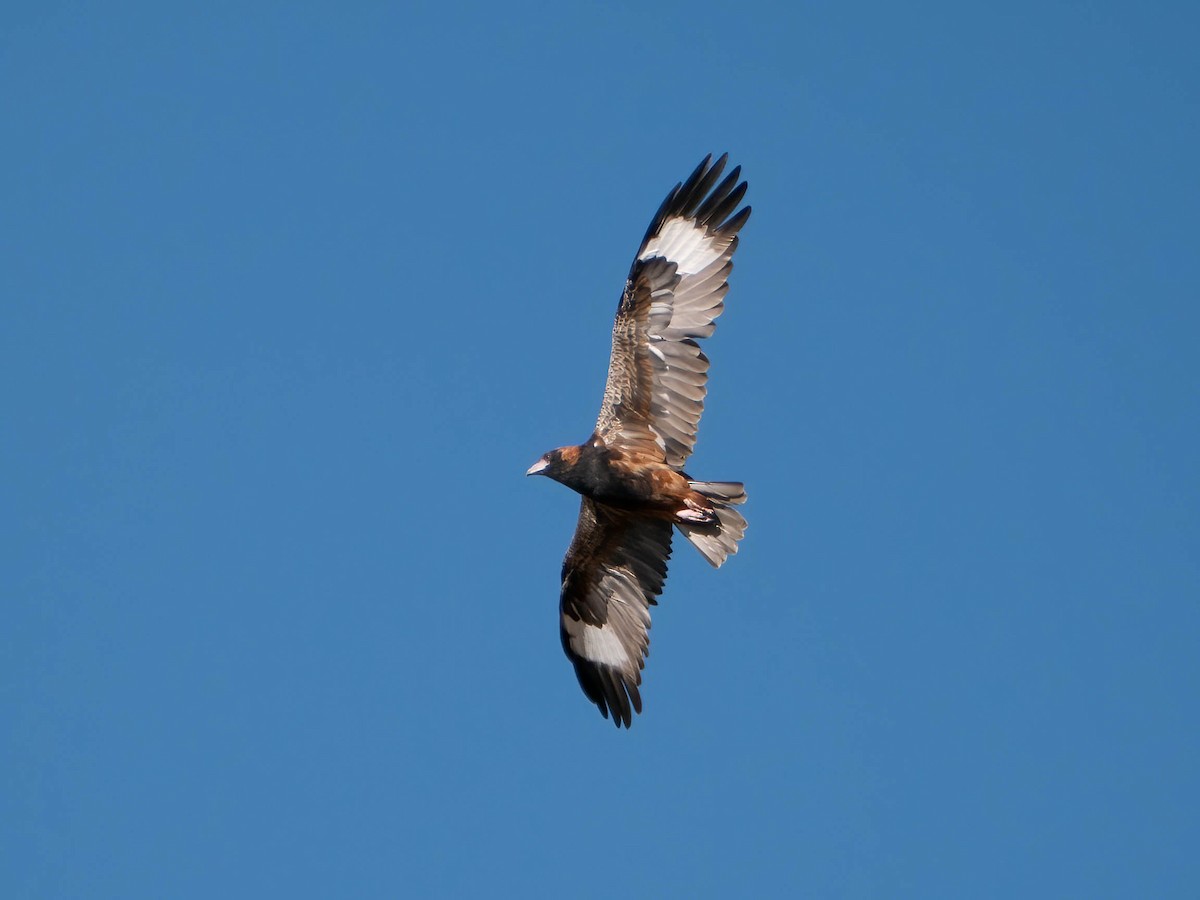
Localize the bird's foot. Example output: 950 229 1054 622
676 501 717 525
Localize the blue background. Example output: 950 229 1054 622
4 2 1197 897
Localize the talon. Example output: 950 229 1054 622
677 504 717 524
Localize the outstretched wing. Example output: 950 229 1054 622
595 154 751 467
560 498 674 727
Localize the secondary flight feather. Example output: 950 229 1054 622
527 154 750 727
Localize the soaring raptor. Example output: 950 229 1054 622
527 154 750 727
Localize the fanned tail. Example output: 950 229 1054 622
676 481 747 568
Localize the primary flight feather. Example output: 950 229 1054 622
527 154 750 727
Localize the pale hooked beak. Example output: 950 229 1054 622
526 458 549 477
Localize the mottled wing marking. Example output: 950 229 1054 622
559 498 674 727
596 154 750 468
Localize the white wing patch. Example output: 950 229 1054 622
563 617 630 668
640 217 725 275
562 556 655 672
640 217 736 348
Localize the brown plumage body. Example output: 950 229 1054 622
535 438 718 525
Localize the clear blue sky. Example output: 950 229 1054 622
3 2 1197 897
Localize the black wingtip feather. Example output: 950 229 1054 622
681 154 718 198
702 179 748 232
722 205 752 236
571 657 643 728
607 670 632 727
639 154 749 250
694 166 741 224
642 184 683 248
680 158 727 220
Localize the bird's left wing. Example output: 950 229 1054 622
595 154 750 467
560 498 674 727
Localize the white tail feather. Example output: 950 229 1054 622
676 481 747 568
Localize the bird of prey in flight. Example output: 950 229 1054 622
527 154 751 727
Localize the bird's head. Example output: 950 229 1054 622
525 445 582 483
